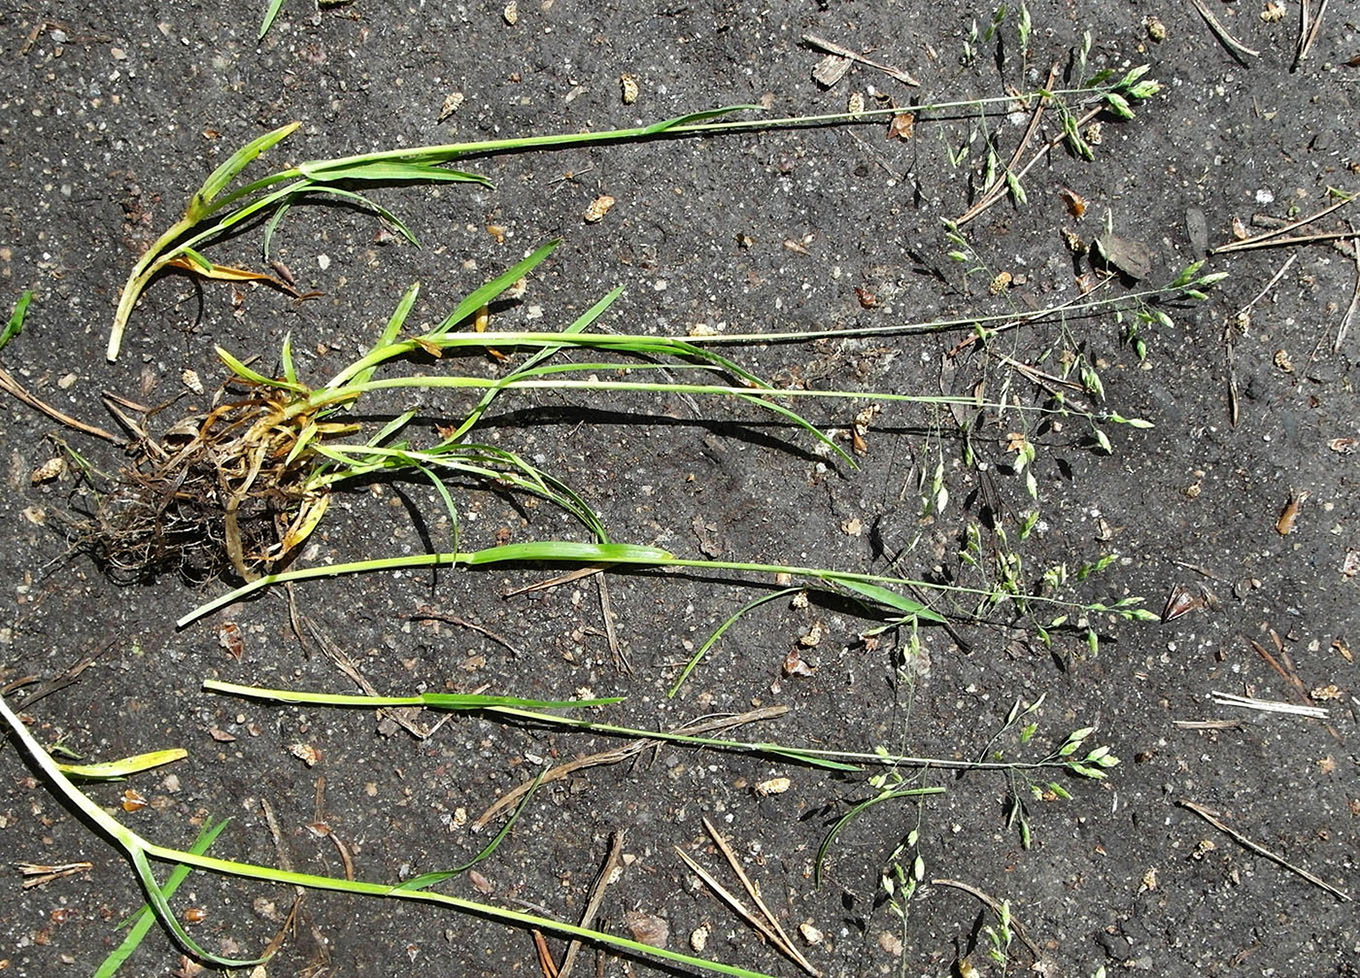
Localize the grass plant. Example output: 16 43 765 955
109 61 1165 360
0 690 784 978
77 238 1213 635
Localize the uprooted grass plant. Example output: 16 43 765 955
0 671 1118 977
107 57 1165 360
66 234 1227 646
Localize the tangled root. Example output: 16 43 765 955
71 389 316 584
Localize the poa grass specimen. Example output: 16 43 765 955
75 231 1216 639
0 678 1114 978
109 56 1166 360
0 689 790 978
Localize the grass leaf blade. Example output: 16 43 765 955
1 289 33 353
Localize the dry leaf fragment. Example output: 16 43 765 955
502 1 518 25
208 727 237 742
583 195 616 223
689 926 709 952
1161 585 1205 623
1333 637 1353 662
1276 490 1308 535
438 91 464 122
1344 551 1360 578
854 285 879 308
620 73 639 105
121 788 148 812
217 622 245 659
886 110 914 140
812 53 852 87
1059 186 1088 219
847 91 866 117
782 649 816 677
988 270 1013 295
289 743 322 767
623 911 669 948
1060 228 1087 254
1326 437 1356 454
181 369 204 394
468 869 494 894
1093 233 1153 280
1273 348 1294 372
1260 1 1285 22
1311 684 1342 701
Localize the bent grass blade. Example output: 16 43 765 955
0 692 782 978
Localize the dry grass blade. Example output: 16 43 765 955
1178 800 1351 902
409 608 524 658
1171 718 1244 730
557 830 625 978
955 63 1060 227
503 566 604 596
1210 691 1329 718
1335 231 1359 352
1187 0 1260 61
18 861 93 888
596 575 628 673
674 847 820 978
532 931 560 978
929 878 1043 960
309 616 449 739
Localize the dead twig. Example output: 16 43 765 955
929 878 1043 960
1291 0 1328 71
675 846 820 977
1212 193 1356 254
0 366 121 443
557 830 626 978
955 64 1061 227
802 33 918 87
1178 799 1351 902
1187 0 1260 62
